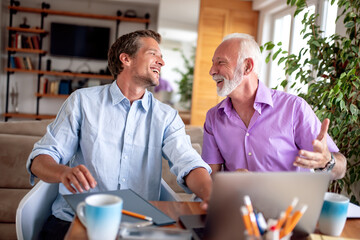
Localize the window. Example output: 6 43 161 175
263 0 338 93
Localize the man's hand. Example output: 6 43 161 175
60 165 97 194
30 154 97 193
235 168 249 172
294 118 332 169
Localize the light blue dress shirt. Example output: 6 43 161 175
26 81 211 221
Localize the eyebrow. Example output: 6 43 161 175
148 48 163 58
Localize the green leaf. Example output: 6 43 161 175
280 79 288 88
278 57 287 65
266 43 275 50
350 104 358 115
345 21 355 28
272 49 282 60
311 40 320 47
265 52 272 63
340 100 347 111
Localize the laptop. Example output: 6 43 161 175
180 172 331 240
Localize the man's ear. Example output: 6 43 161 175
243 58 254 75
119 53 131 66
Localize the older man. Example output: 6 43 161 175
202 33 346 180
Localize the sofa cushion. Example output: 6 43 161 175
0 119 52 137
0 134 41 188
0 188 29 222
185 126 204 147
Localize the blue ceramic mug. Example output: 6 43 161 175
318 192 349 236
77 194 123 240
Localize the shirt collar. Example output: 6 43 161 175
254 80 273 113
109 81 150 111
218 80 273 117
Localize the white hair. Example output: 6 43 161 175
222 33 261 78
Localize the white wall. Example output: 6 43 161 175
157 0 199 107
0 0 158 120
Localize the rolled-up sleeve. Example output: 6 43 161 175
162 112 211 193
26 92 81 185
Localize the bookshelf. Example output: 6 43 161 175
4 0 150 121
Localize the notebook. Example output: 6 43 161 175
63 189 175 226
180 172 331 240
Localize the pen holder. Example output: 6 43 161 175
245 231 292 240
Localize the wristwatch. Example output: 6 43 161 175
315 153 336 172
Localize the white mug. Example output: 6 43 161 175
77 194 123 240
318 192 349 236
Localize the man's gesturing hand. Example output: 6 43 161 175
60 165 97 193
294 118 332 169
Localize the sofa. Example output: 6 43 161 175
0 119 204 239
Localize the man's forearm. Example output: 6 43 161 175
184 167 212 202
331 152 347 180
30 154 69 183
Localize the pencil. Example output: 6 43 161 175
122 209 153 221
280 205 308 238
240 206 254 236
244 195 261 237
275 197 298 229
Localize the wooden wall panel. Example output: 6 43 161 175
190 0 258 126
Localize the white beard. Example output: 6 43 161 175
214 67 243 97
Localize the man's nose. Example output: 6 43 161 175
157 57 165 67
209 64 217 76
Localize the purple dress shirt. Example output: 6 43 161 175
202 81 339 172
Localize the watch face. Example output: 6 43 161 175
326 153 336 171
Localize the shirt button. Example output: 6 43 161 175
248 152 252 156
123 155 128 159
122 178 126 182
246 133 249 136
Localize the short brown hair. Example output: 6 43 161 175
107 30 161 79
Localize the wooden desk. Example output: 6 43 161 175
65 201 360 240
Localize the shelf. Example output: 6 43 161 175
5 68 113 80
6 47 47 54
7 26 48 34
3 112 55 120
35 93 69 98
8 6 150 23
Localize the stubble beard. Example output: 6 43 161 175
134 74 158 88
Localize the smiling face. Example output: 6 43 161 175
128 37 165 88
209 39 244 96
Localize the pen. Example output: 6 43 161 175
255 212 267 235
240 206 254 236
275 197 298 230
122 209 153 222
244 195 261 237
280 205 308 238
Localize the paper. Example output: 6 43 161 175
347 202 360 218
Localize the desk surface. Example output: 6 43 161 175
64 201 360 240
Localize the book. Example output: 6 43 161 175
10 56 16 68
25 57 33 70
58 80 72 95
16 33 22 48
31 36 40 49
39 77 48 94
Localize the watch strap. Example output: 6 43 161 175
315 153 336 172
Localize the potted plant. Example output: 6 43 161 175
261 0 360 204
173 47 195 110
